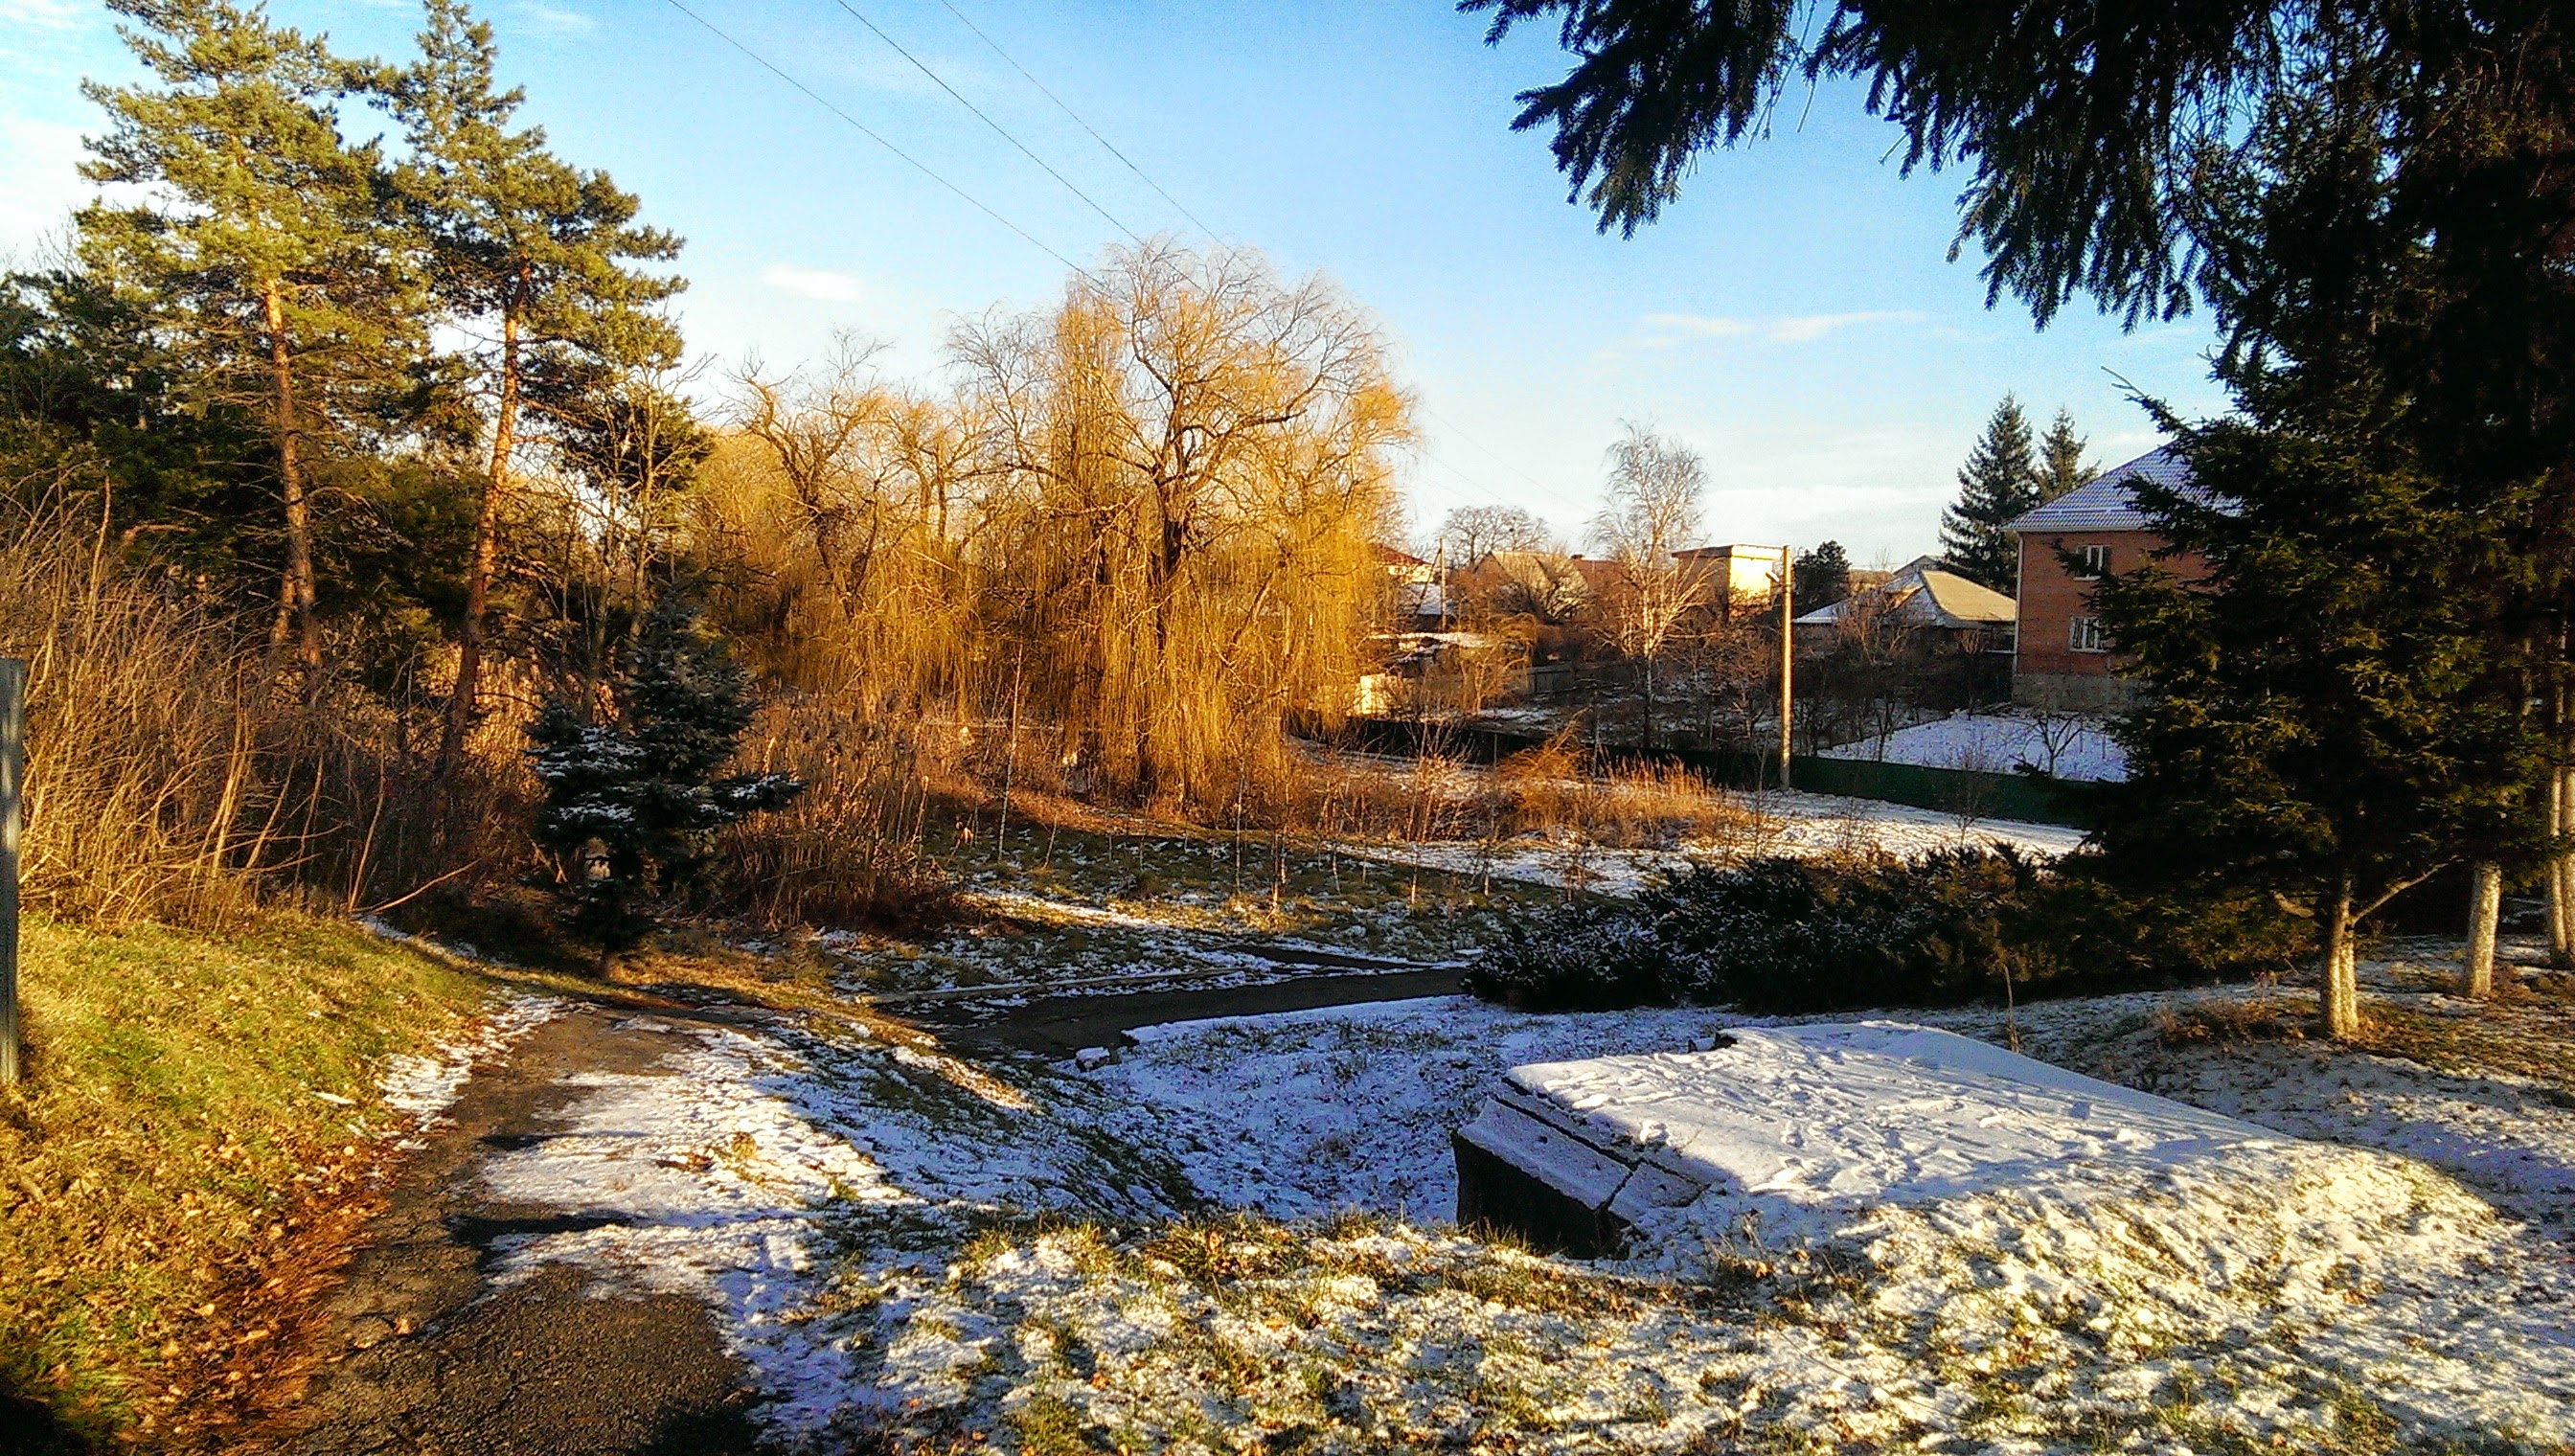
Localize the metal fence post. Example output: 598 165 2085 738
1 657 22 1087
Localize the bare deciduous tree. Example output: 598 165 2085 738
1590 423 1711 748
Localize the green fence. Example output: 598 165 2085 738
1312 716 2091 830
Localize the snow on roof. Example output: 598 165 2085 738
1459 1022 2283 1244
2007 445 2193 533
1792 563 2015 627
1913 569 2016 626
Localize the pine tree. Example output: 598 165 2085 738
527 594 801 957
1938 397 2039 591
77 0 422 666
2038 409 2093 503
386 0 687 778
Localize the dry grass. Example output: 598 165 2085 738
709 694 959 930
1273 732 1760 851
0 502 273 924
2153 996 2314 1047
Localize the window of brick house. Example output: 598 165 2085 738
2074 543 2110 579
2069 616 2107 653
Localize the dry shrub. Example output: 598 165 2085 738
0 499 531 927
707 695 957 929
2153 996 2313 1046
1493 735 1752 850
0 502 272 924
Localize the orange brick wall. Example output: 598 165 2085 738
2014 530 2202 678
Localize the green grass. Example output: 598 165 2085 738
0 912 499 1446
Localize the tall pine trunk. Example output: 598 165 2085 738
261 281 320 669
439 274 527 781
2463 860 2503 997
2321 876 2362 1039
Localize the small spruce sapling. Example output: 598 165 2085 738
526 594 800 960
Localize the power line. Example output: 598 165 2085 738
659 0 1092 279
936 0 1222 241
1419 403 1599 522
825 0 1144 243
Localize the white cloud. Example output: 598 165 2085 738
0 0 84 31
761 263 867 305
1638 311 1755 339
516 3 596 35
1642 309 1925 344
1764 309 1924 342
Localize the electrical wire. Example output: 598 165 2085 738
825 0 1144 243
659 0 1093 279
936 0 1222 240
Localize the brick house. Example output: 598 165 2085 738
2005 446 2206 711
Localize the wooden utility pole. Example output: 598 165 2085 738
2 658 23 1087
1777 549 1794 790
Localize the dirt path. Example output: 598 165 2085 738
256 999 766 1456
920 966 1466 1058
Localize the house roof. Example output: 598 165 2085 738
1793 563 2016 630
2006 445 2193 533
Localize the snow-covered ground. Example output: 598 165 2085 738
1345 786 2087 895
456 948 2575 1452
1819 710 2129 782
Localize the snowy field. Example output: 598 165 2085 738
426 944 2575 1453
1819 710 2129 782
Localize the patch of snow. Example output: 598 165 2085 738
1336 788 2086 895
1820 710 2128 782
1485 1022 2284 1244
1080 992 2575 1448
377 993 564 1138
476 1023 906 1436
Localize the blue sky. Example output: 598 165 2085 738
0 0 2230 564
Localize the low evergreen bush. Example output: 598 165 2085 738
1465 849 2306 1014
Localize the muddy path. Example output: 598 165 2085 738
254 999 767 1456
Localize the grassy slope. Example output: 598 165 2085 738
0 913 496 1446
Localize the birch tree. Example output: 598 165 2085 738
1590 423 1710 749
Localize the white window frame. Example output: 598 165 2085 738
2069 616 2108 653
2074 543 2110 580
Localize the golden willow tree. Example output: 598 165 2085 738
690 244 1409 814
960 243 1409 810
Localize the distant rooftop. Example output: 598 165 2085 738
2007 445 2194 534
1794 560 2016 629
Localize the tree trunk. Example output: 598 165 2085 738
2463 860 2503 998
2321 877 2362 1039
2553 762 2575 967
1641 653 1656 750
439 276 527 780
262 281 320 669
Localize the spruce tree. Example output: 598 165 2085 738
526 594 801 957
1792 540 1850 615
2038 409 2093 503
1938 397 2039 591
77 0 422 665
2090 417 2545 1039
385 0 687 777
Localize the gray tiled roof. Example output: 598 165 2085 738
2007 445 2193 533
